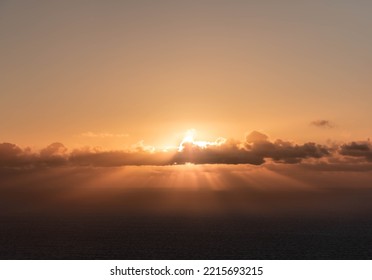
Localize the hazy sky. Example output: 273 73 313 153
1 0 371 149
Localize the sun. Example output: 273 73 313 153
178 129 226 152
178 129 196 151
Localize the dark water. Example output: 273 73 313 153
1 214 372 259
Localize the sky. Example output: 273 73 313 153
1 0 371 150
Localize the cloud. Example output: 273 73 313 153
0 143 25 167
40 142 68 157
340 141 372 162
0 142 37 167
0 143 23 159
246 131 269 143
69 149 172 167
173 133 329 165
39 142 69 166
132 140 155 153
311 120 334 128
1 132 371 168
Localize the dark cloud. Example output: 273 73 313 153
39 142 69 166
40 142 68 157
0 143 35 167
340 141 372 162
0 143 23 159
69 149 172 167
174 136 329 165
1 132 372 168
311 120 334 128
252 139 329 164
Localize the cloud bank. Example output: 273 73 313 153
0 131 371 168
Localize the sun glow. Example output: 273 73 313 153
178 129 226 152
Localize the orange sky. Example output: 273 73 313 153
1 1 371 150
